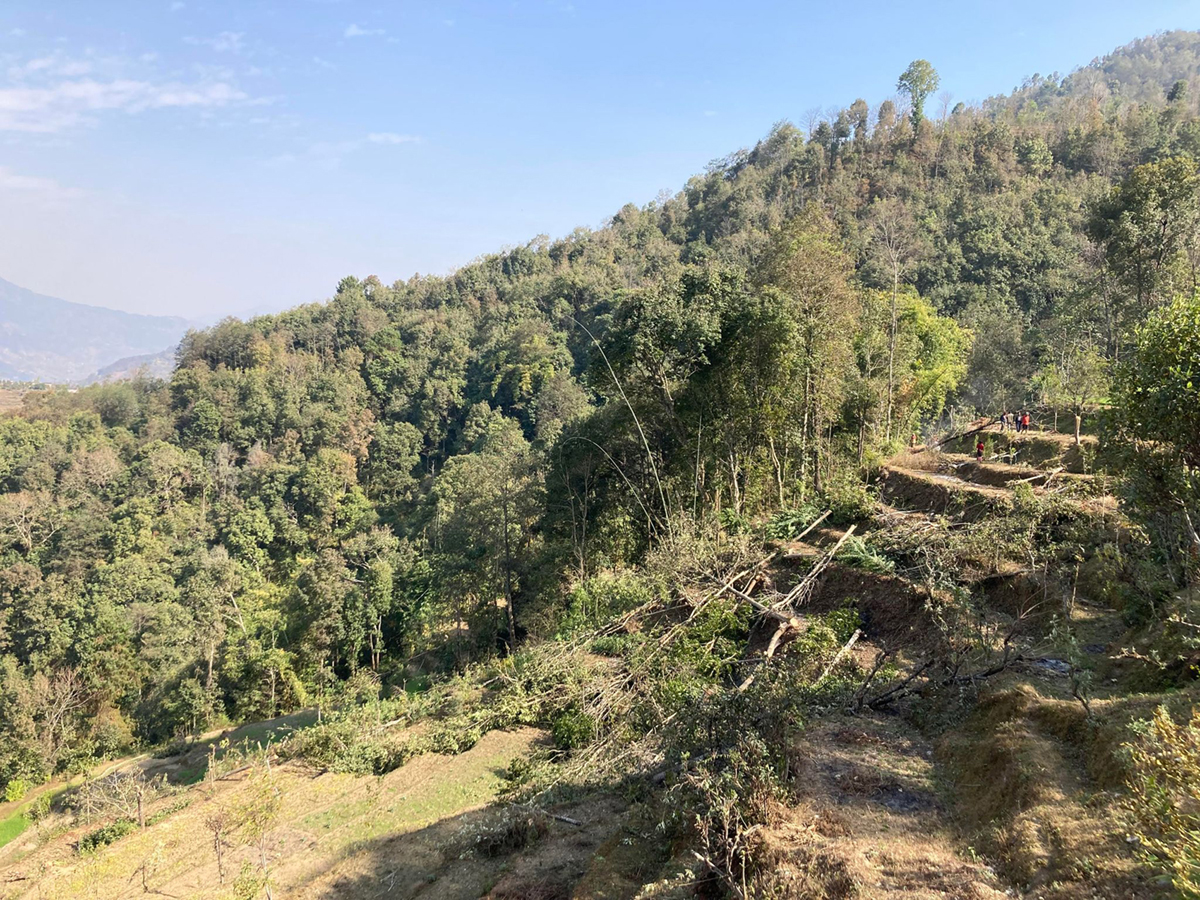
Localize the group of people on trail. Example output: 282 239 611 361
999 410 1032 433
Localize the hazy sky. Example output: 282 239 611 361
1 0 1197 319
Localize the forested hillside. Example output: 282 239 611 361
2 30 1200 900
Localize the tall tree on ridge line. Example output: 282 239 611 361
897 59 940 131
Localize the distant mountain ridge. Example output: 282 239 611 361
84 346 178 384
0 277 189 383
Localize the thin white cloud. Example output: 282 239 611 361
0 78 250 133
312 55 337 70
169 1 185 10
8 53 93 80
269 131 419 167
365 132 416 145
343 24 384 38
10 29 26 37
0 165 80 201
185 31 246 54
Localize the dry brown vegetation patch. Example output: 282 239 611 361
938 685 1156 898
746 715 1007 899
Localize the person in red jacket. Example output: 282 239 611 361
976 439 985 460
1021 412 1031 432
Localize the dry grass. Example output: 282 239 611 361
938 684 1157 898
2 729 547 900
749 715 1007 899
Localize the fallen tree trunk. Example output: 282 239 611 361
816 629 862 685
772 524 857 611
733 525 857 692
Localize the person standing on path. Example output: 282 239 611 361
1022 411 1031 432
1000 411 1009 431
976 439 986 460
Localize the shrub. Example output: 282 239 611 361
25 792 51 824
589 633 638 657
457 807 550 858
763 505 823 541
551 707 596 752
1125 704 1200 895
79 818 137 854
278 719 390 775
836 535 895 573
3 778 30 803
232 861 267 900
822 468 876 524
718 508 750 534
558 572 656 637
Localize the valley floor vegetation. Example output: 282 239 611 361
3 32 1200 900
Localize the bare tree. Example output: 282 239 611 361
74 771 166 828
204 804 235 884
34 668 89 773
869 199 922 443
802 106 824 137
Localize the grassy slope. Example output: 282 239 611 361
4 729 544 900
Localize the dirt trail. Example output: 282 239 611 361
748 438 1155 898
763 716 1007 898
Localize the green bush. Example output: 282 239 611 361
1125 705 1200 896
558 573 656 637
232 861 267 900
718 508 751 534
79 818 137 854
551 707 596 752
763 505 823 541
822 469 876 525
590 633 640 657
3 778 30 803
278 719 390 775
836 535 895 574
25 792 51 824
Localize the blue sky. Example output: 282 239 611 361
0 0 1197 319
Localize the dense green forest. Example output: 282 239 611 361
2 28 1200 825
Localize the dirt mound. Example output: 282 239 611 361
807 564 941 650
880 466 1013 521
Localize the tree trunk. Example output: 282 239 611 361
1178 498 1200 587
886 266 899 444
727 451 742 515
1074 413 1082 447
767 433 786 509
260 838 274 900
799 367 812 502
501 489 516 653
